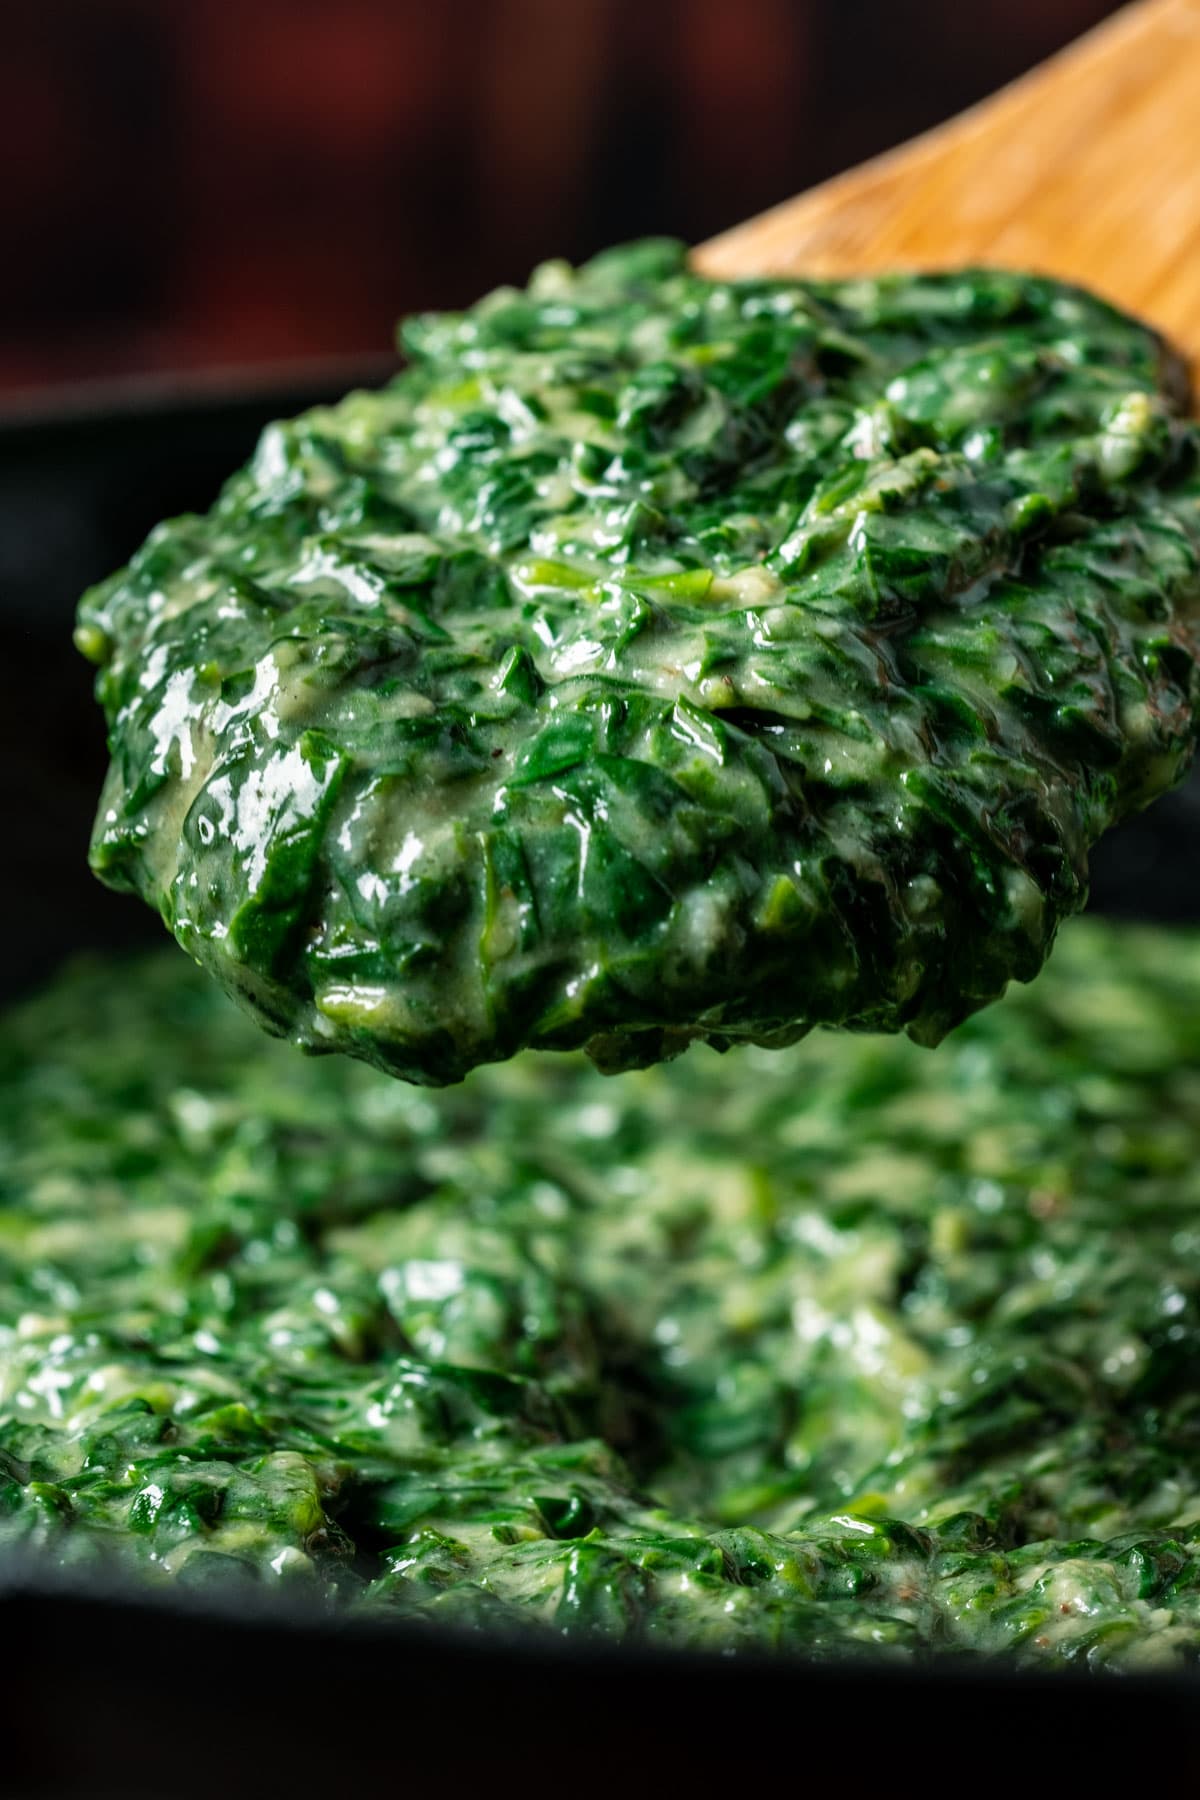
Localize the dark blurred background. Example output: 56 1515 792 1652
2 0 1125 397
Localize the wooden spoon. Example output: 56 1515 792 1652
695 0 1200 376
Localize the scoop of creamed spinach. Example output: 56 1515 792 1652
77 242 1200 1083
5 917 1200 1668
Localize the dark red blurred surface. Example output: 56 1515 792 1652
0 0 1123 396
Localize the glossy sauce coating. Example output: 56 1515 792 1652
78 244 1200 1083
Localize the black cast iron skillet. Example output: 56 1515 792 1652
1 374 1198 1796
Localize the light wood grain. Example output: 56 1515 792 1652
695 0 1200 373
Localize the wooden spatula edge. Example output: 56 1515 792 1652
695 0 1200 373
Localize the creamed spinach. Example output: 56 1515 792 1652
4 919 1200 1669
77 244 1200 1083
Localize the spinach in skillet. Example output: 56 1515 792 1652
77 242 1200 1083
5 918 1200 1668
